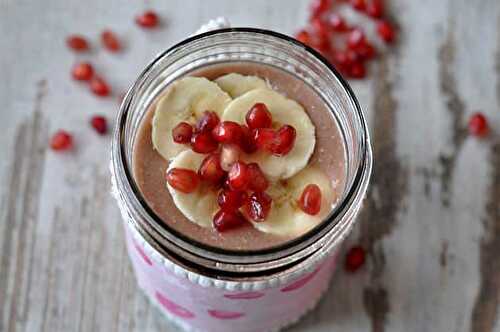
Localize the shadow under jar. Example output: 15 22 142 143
111 28 372 332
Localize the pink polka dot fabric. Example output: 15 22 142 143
125 227 339 332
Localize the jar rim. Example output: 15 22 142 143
112 27 373 274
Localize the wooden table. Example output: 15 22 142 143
1 0 499 331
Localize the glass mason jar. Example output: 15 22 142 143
111 28 372 332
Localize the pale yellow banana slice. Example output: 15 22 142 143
152 77 232 161
214 73 269 98
222 88 315 180
166 150 219 227
251 166 335 237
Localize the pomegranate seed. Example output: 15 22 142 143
356 42 377 60
298 184 322 215
90 115 108 135
212 121 244 144
191 131 218 154
196 111 220 133
253 128 276 151
198 153 225 185
172 122 193 144
270 125 296 156
244 192 272 222
239 125 258 154
220 144 240 171
90 76 111 97
347 28 366 49
136 10 159 28
468 112 489 137
213 209 247 232
328 14 348 32
66 35 89 51
247 163 269 192
309 0 332 19
101 30 121 52
71 62 94 81
246 103 273 130
311 18 331 40
377 20 396 43
349 61 366 79
228 161 250 191
50 130 73 151
295 29 312 45
349 0 366 11
217 189 248 210
166 168 200 193
344 246 366 272
366 0 383 18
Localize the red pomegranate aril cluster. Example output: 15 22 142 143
172 122 194 143
198 153 225 185
50 130 73 151
298 184 322 215
72 62 94 81
66 35 89 51
90 115 108 135
310 0 332 19
166 168 200 193
344 245 366 272
468 112 489 137
101 30 122 52
136 10 159 28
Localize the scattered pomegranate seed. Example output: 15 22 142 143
135 10 159 28
356 42 377 60
228 161 250 191
172 122 193 144
468 112 489 137
198 153 225 185
295 29 312 45
247 163 269 192
213 209 247 232
270 125 297 156
309 0 332 19
344 246 366 272
66 35 89 51
350 0 366 11
244 192 273 222
246 103 273 130
328 14 348 32
101 30 121 52
90 115 108 135
166 168 200 193
212 121 244 144
50 130 73 151
90 76 111 97
349 61 366 79
239 125 258 154
191 131 218 154
220 144 240 171
366 0 383 18
298 184 322 215
217 189 248 210
196 111 220 133
347 28 366 49
376 20 396 43
71 62 94 81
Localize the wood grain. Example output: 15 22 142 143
1 0 500 331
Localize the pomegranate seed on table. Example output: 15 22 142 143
366 0 383 18
90 115 108 135
198 153 225 185
309 0 332 19
350 0 366 11
66 35 89 51
191 131 218 154
239 125 258 154
90 76 111 97
101 30 121 52
347 28 367 49
220 144 240 171
295 29 312 45
213 209 247 232
136 10 159 28
217 189 248 210
172 122 193 144
244 192 273 222
328 14 348 32
228 161 251 191
212 121 244 144
246 103 272 130
377 20 396 43
349 61 366 79
356 42 376 60
247 163 269 192
270 125 296 156
196 111 220 133
344 246 366 272
166 168 200 193
50 130 73 151
71 62 94 81
468 112 489 137
298 184 322 215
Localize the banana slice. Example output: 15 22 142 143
251 166 335 236
222 88 315 180
166 150 219 227
215 73 269 98
152 77 232 161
